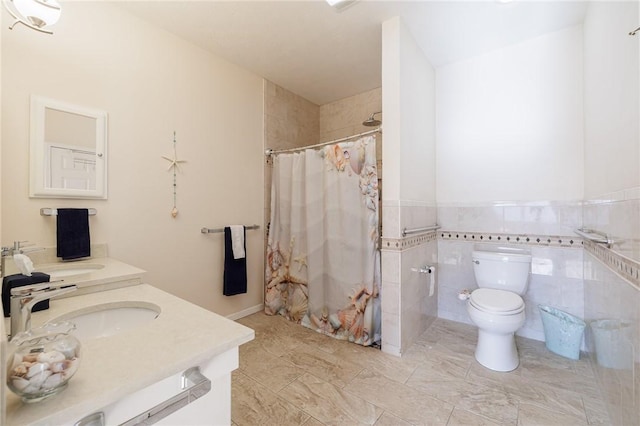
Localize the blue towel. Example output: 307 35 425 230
223 226 247 296
56 208 91 260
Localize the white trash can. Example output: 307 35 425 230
590 319 633 369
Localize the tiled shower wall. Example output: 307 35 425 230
263 80 319 236
319 87 383 186
264 83 382 231
436 201 585 342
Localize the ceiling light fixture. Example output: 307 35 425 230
2 0 61 34
325 0 359 12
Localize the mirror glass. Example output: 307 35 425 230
30 96 108 199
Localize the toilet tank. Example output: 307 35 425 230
472 246 532 295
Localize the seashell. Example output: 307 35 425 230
62 358 79 379
12 363 29 377
264 285 284 315
287 286 308 322
37 351 65 364
348 146 365 175
362 299 374 345
23 382 42 395
171 207 178 218
42 373 63 390
11 377 30 391
26 362 49 379
22 353 40 363
27 369 52 389
50 361 67 373
328 313 342 330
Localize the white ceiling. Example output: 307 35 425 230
118 0 588 105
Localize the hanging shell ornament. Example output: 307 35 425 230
162 132 186 220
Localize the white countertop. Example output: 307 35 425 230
5 256 146 292
4 284 255 425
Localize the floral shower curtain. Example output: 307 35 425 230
265 135 381 346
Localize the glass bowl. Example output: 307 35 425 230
6 322 81 403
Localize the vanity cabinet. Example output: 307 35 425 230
4 284 254 426
89 348 236 425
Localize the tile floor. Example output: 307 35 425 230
232 313 611 426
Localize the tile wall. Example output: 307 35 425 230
584 249 639 425
436 195 640 424
319 87 383 179
583 187 640 262
436 201 585 342
319 88 382 143
381 223 438 356
582 187 640 425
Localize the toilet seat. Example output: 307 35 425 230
469 288 524 315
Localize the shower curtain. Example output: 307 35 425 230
265 135 381 346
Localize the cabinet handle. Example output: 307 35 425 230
119 366 211 426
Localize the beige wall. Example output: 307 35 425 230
1 2 265 317
0 19 4 423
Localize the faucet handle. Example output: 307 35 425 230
13 240 37 253
10 280 67 296
13 241 29 250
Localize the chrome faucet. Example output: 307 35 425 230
1 241 44 278
10 281 77 339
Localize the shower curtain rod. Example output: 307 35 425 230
265 127 382 156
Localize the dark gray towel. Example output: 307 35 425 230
2 273 51 317
223 226 247 296
56 208 91 260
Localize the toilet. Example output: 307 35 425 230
466 246 532 372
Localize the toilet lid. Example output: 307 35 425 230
470 288 524 314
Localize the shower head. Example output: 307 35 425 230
362 111 382 127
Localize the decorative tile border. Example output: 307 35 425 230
381 232 437 251
584 240 640 289
380 227 639 288
438 231 583 248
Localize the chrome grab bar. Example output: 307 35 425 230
119 366 212 426
402 225 440 237
574 228 614 249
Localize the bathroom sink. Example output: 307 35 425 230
49 301 160 340
38 263 105 279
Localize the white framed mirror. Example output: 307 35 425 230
29 96 108 199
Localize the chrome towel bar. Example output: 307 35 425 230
402 224 440 237
574 228 614 249
201 224 260 234
41 208 97 216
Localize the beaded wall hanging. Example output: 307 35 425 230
161 131 186 218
